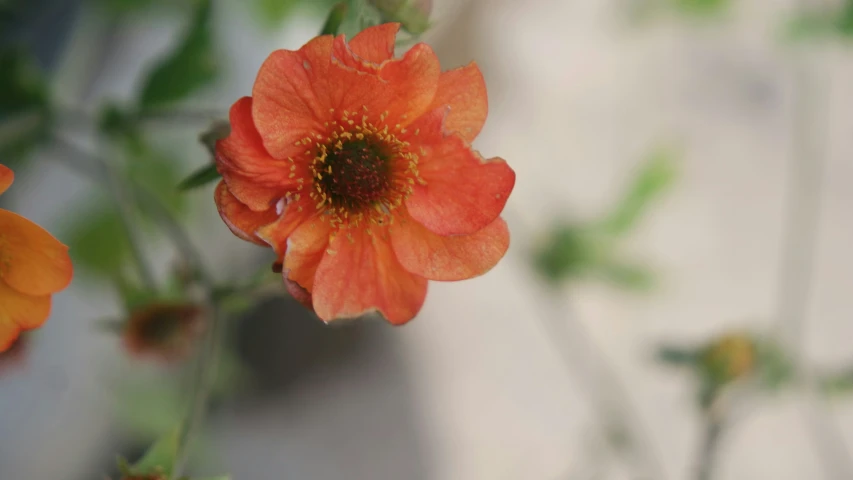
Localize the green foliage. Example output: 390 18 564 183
320 2 349 35
125 430 181 477
601 148 677 235
657 345 699 367
820 367 853 396
64 200 132 275
178 164 220 191
370 0 432 35
139 0 218 110
0 47 51 165
127 142 188 215
533 148 676 290
533 225 601 283
787 1 853 40
754 338 795 391
670 0 729 15
339 0 383 38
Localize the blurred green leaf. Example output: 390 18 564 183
754 339 795 391
787 1 853 40
601 148 677 236
820 367 853 396
320 2 349 35
198 119 230 157
64 201 132 275
370 0 432 35
598 260 656 291
671 0 729 15
657 345 698 367
126 141 188 215
254 0 299 26
178 164 219 191
0 47 51 164
339 0 382 38
533 224 604 284
115 382 186 438
139 0 218 110
130 429 180 476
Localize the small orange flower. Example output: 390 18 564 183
214 23 515 324
123 303 205 361
0 164 73 351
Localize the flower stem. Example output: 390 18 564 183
54 135 158 291
695 411 724 480
52 134 223 479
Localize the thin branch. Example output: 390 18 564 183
695 411 724 480
772 34 853 480
53 134 158 291
51 134 223 479
505 207 667 480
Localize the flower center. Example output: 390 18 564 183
302 107 422 228
317 137 392 211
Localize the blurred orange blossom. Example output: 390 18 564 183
0 164 73 351
214 23 515 324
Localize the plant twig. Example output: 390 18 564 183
773 47 853 480
51 134 223 479
53 134 158 291
505 207 667 480
695 411 724 480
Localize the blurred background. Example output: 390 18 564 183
1 0 853 479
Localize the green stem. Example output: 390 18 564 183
54 134 158 291
52 134 222 479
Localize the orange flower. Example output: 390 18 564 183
214 23 514 324
0 164 73 351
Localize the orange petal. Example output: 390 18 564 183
0 278 50 352
0 164 13 196
377 43 441 126
427 62 488 142
282 217 331 292
312 227 428 325
256 197 318 258
349 23 399 64
214 181 278 246
216 97 300 211
252 35 336 158
391 213 510 281
0 209 72 296
403 111 515 236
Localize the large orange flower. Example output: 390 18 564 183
214 23 515 324
0 164 73 350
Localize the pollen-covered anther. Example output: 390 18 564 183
307 108 420 227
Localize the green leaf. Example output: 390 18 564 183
139 0 218 110
198 119 230 157
597 260 656 291
532 224 605 284
64 201 132 275
0 47 51 164
820 367 853 396
130 430 180 476
253 0 299 26
339 0 382 39
657 345 698 367
754 339 795 391
601 147 677 236
320 2 349 35
671 0 729 15
178 164 220 191
125 140 188 215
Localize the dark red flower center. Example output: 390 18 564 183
317 138 392 211
303 107 422 228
